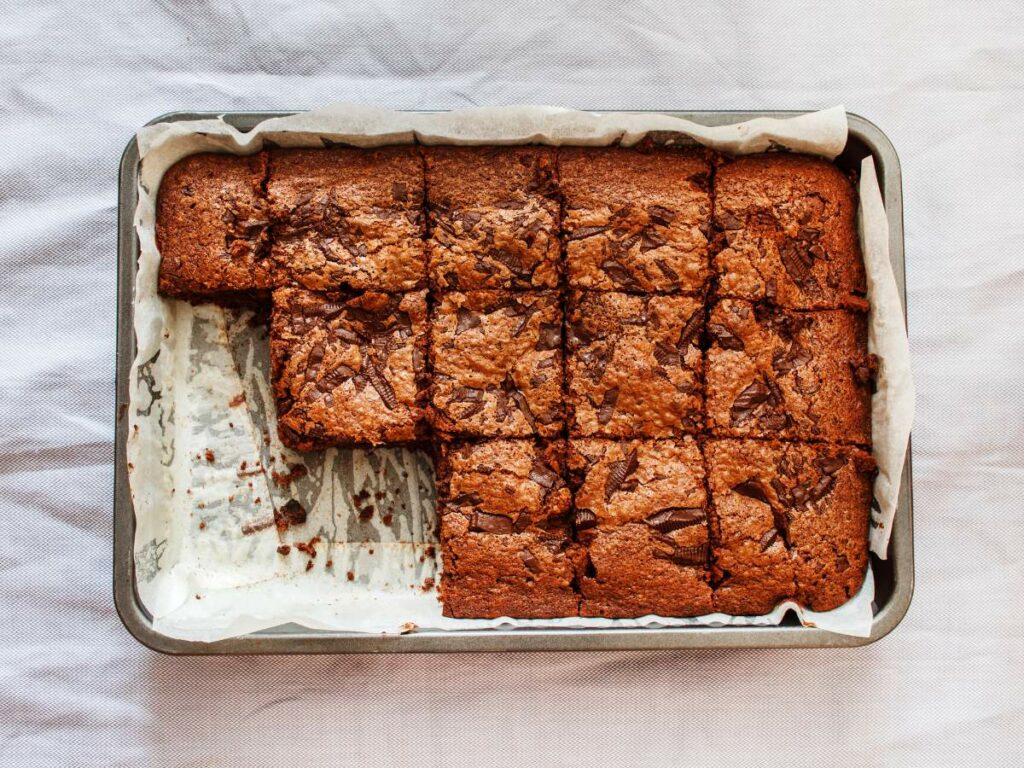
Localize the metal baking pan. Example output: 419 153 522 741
114 110 913 653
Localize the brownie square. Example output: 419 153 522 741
267 147 425 292
705 439 874 614
270 288 429 450
568 438 713 618
429 291 563 439
713 153 867 310
705 298 873 445
156 152 274 300
566 291 703 438
559 147 712 293
425 146 560 290
438 440 581 618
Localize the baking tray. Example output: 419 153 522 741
114 110 913 653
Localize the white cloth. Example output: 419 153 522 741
1 1 1021 766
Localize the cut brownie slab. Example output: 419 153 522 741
429 291 563 439
566 291 703 438
425 146 560 290
560 147 712 293
567 438 713 618
270 288 429 450
705 298 873 445
438 439 581 618
705 438 874 614
713 153 867 310
267 147 425 292
156 152 273 300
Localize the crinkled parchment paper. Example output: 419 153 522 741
128 105 913 641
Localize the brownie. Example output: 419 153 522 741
438 439 581 618
705 439 874 614
270 287 429 450
568 438 713 617
436 439 571 533
267 147 425 292
156 152 274 300
560 147 712 293
429 291 563 439
713 153 867 310
566 291 703 438
425 146 560 290
705 298 873 445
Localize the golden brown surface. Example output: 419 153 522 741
566 291 703 437
713 153 867 310
426 146 560 290
705 299 873 445
560 147 712 293
430 291 563 439
156 152 274 299
270 288 429 449
705 439 874 614
268 147 425 292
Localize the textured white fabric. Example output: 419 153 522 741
1 1 1022 766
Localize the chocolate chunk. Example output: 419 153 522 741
816 455 847 475
574 508 598 530
640 230 666 253
773 344 813 373
645 507 706 532
596 386 620 425
455 308 481 335
717 210 743 230
770 507 791 548
652 542 707 567
528 460 560 489
568 225 611 241
391 181 408 202
732 480 771 505
653 341 681 367
808 473 836 502
567 319 594 347
730 379 771 424
535 322 561 351
677 308 705 350
647 204 676 226
764 278 778 302
654 258 679 280
360 350 398 409
519 549 542 574
601 258 637 288
604 448 639 501
707 322 744 351
759 528 779 551
471 511 514 534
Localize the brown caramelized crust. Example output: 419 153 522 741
705 299 873 445
436 439 570 533
567 438 712 617
440 512 584 618
560 147 712 293
156 152 274 300
425 147 560 290
270 288 428 449
429 291 563 439
566 291 703 437
705 439 874 614
267 147 425 292
713 153 867 310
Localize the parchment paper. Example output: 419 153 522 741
129 105 913 641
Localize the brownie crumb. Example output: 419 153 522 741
277 545 291 556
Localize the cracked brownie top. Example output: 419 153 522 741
426 146 561 290
270 287 429 449
157 152 274 300
560 147 712 293
705 298 873 445
566 290 704 438
267 147 426 292
429 290 564 439
713 153 866 310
